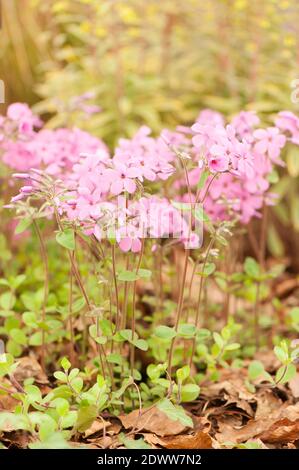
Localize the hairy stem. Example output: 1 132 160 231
167 248 190 377
33 220 49 372
130 240 145 378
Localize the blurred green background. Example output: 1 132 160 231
0 0 299 264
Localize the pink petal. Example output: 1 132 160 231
111 179 124 195
119 237 132 252
124 178 136 194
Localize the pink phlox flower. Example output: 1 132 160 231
253 127 286 164
275 111 299 145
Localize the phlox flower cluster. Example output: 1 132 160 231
2 103 299 251
0 103 107 174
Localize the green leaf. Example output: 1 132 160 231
196 328 211 340
118 329 137 343
248 360 265 380
56 229 75 251
197 262 216 277
274 345 289 364
71 377 83 393
68 368 80 381
99 319 114 337
52 398 70 417
194 206 209 222
53 371 67 383
290 307 299 324
60 357 71 371
10 328 27 345
134 339 148 351
29 332 43 346
213 332 224 349
157 398 193 428
286 144 299 177
121 435 151 449
197 170 209 190
180 384 200 402
0 412 30 432
154 325 177 340
23 312 38 327
225 343 240 351
0 353 15 377
0 292 16 310
15 218 32 235
267 169 279 184
24 384 42 403
244 257 260 280
117 270 140 282
137 269 152 279
176 365 190 383
29 432 72 449
107 353 123 365
177 324 196 337
275 364 296 385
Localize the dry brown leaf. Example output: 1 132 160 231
258 417 299 443
83 419 111 438
289 373 299 398
14 356 48 384
0 379 18 411
255 390 284 420
106 420 122 436
201 368 255 403
0 431 32 448
87 435 115 449
274 278 299 298
142 433 162 448
159 431 213 449
119 406 188 437
216 402 299 444
0 393 18 412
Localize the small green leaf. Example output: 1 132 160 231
56 229 75 251
24 384 42 403
76 404 97 432
290 307 299 324
275 364 296 385
180 384 200 402
177 324 196 337
157 398 193 428
107 353 123 365
213 332 224 349
154 325 177 340
134 339 148 351
225 343 240 351
53 371 67 383
248 360 265 380
244 257 260 280
52 398 70 417
10 328 27 346
176 365 190 383
15 218 32 235
197 262 216 277
117 270 140 282
121 435 151 449
197 170 209 190
137 269 152 279
60 357 71 371
274 345 289 364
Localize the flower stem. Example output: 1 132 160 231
167 248 190 377
33 219 49 372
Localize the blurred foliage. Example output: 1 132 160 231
1 0 299 141
1 0 299 262
0 0 51 107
